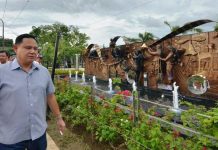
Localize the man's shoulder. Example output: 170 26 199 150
34 62 50 74
35 64 48 71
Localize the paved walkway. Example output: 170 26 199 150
47 133 59 150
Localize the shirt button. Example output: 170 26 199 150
29 93 32 96
32 124 34 127
30 104 33 106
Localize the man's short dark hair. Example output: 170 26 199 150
0 50 9 57
15 34 38 44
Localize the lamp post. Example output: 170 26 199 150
51 32 61 82
0 18 4 51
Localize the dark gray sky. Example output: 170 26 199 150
0 0 218 46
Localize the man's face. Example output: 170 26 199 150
13 38 38 64
0 52 8 64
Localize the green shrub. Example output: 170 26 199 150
49 68 84 76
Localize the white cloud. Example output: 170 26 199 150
0 0 217 46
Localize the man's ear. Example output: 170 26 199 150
13 44 18 54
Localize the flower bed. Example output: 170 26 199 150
55 80 218 150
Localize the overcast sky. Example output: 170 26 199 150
0 0 218 46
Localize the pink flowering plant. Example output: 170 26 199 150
116 90 133 106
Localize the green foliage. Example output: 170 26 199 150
138 32 154 42
112 77 121 85
114 85 121 92
164 20 203 34
0 38 14 55
0 38 13 47
124 31 154 43
214 23 218 31
181 102 218 147
192 28 203 33
95 105 119 142
110 94 123 104
49 68 84 76
55 81 218 149
164 20 180 32
29 23 89 67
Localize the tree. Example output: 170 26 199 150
214 23 218 31
29 23 89 68
191 28 203 33
124 31 154 43
164 21 180 32
164 20 203 34
138 32 154 42
0 38 14 55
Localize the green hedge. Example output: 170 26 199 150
48 68 84 76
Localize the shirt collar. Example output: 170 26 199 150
10 58 39 71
